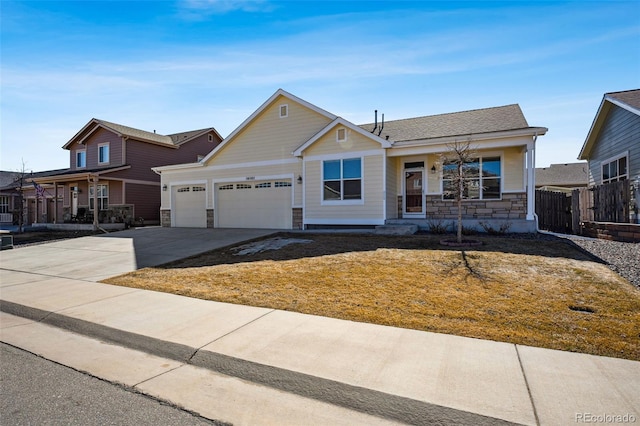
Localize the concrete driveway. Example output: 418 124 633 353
0 227 277 282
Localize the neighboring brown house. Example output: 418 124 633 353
535 162 589 192
26 119 222 226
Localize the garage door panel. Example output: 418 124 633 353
173 185 207 228
217 181 291 229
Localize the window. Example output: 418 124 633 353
275 181 292 187
219 184 233 190
602 154 628 184
208 134 213 142
98 143 109 165
237 183 252 189
442 156 501 200
192 186 205 192
177 187 190 193
89 184 108 210
279 104 288 118
323 158 362 201
336 128 346 142
0 196 9 214
256 182 271 188
76 150 86 168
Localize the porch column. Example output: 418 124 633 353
53 183 58 224
91 176 99 231
526 142 535 221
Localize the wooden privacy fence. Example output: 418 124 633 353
535 190 572 233
537 180 636 235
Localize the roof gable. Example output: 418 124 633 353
63 118 220 150
201 89 338 164
579 89 640 160
293 117 392 156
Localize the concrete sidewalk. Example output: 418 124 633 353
1 232 639 425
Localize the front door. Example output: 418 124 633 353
404 169 424 216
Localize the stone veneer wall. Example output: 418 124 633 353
397 193 527 220
581 222 640 242
292 208 303 229
207 209 214 228
160 209 171 227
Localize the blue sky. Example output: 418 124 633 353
1 0 639 172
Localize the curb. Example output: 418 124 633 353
1 299 520 426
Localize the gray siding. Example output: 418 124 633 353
588 106 640 184
125 182 160 221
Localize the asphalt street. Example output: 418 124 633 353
0 343 226 426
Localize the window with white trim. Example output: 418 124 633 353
279 104 288 118
275 181 291 187
442 156 501 200
237 183 252 189
192 186 205 192
323 158 362 201
0 196 9 214
602 154 628 184
336 128 346 142
89 184 108 211
177 187 190 193
76 150 86 168
219 184 233 190
256 182 271 188
98 143 109 165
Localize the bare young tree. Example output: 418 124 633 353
13 159 31 233
440 141 477 243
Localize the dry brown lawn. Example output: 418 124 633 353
102 233 640 361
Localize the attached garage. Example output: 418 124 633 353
216 180 292 229
173 185 207 228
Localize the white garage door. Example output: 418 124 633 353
216 180 292 229
173 185 207 228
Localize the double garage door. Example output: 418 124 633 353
172 180 292 229
216 180 292 229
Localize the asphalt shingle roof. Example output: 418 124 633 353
96 119 175 146
535 163 589 187
358 104 531 142
606 89 640 111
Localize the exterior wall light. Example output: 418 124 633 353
162 184 168 191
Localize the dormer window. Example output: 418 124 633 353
76 150 86 169
98 143 109 165
279 104 288 118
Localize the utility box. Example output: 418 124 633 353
0 230 14 250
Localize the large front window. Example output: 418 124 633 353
89 184 108 210
443 156 501 200
602 154 628 184
323 158 362 201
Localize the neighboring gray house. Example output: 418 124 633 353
535 162 588 192
579 89 640 185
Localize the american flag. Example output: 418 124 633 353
32 181 46 198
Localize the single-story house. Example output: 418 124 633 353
26 118 222 226
154 89 547 232
535 162 589 193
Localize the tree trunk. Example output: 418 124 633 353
457 163 463 243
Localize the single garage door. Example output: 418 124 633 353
216 180 292 229
173 185 207 228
